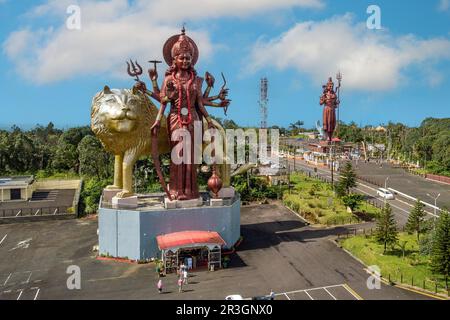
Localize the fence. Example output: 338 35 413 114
426 173 450 185
337 228 450 297
0 206 73 218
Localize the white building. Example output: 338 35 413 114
0 176 35 202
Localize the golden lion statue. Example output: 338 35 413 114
91 86 230 199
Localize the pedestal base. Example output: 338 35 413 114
210 187 235 199
103 188 122 203
98 195 241 260
112 195 138 208
164 196 203 209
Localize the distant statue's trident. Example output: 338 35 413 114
336 70 342 136
126 59 143 82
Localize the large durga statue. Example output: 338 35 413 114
319 74 341 142
131 27 230 201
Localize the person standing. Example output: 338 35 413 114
178 277 184 293
157 279 163 294
183 269 188 285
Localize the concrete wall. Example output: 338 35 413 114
99 199 241 260
34 180 81 190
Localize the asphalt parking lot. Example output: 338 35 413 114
0 203 438 300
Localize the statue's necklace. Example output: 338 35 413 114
173 71 194 125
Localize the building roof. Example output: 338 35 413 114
0 176 34 187
156 230 226 250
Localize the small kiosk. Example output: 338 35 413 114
157 230 225 273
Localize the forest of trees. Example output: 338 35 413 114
0 117 448 213
337 118 450 176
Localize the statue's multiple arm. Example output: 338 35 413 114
135 67 230 118
201 71 230 109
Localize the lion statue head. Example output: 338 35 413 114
91 86 169 198
92 86 166 154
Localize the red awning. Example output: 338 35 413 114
156 230 226 250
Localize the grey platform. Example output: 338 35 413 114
98 193 241 260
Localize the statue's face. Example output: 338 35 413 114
97 90 139 133
175 53 192 70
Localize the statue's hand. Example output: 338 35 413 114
134 81 147 94
218 88 229 100
166 81 177 100
220 99 230 108
207 121 216 130
151 120 161 135
205 72 215 88
149 68 158 81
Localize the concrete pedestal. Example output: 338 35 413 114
102 188 122 203
112 195 138 208
98 194 241 260
210 187 235 199
164 196 203 209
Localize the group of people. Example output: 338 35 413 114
156 262 189 294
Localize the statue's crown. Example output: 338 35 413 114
171 27 194 58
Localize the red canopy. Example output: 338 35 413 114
156 230 226 250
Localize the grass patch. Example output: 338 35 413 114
340 232 448 295
283 172 380 226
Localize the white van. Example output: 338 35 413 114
377 188 395 200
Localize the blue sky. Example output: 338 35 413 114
0 0 449 130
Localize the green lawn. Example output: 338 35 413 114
341 232 448 295
283 172 380 226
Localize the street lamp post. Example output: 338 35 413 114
427 193 441 217
384 176 390 204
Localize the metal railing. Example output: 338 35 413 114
0 206 72 218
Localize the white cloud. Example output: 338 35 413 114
247 15 450 91
438 0 450 11
3 0 324 84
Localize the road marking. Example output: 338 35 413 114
323 287 337 300
304 291 314 300
343 284 363 300
3 273 12 286
33 288 40 300
294 161 440 217
283 293 291 300
16 289 23 300
22 271 32 284
395 198 437 217
9 238 32 251
355 187 410 216
0 234 7 246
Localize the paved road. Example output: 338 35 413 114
0 204 437 300
284 157 442 227
353 161 450 209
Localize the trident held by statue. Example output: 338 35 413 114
336 70 342 136
126 59 143 82
148 60 162 72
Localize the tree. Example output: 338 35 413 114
337 162 357 196
77 135 112 179
430 210 450 290
79 178 112 215
405 199 426 242
375 203 398 253
342 194 365 212
288 120 304 136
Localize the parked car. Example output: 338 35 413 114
377 188 395 200
225 294 244 300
